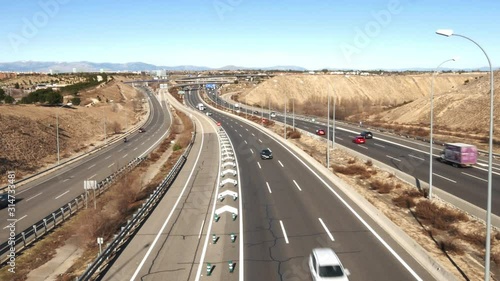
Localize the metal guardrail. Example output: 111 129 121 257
0 156 146 265
77 120 197 281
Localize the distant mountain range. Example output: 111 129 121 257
0 61 497 73
0 61 307 72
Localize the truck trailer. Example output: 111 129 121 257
439 143 477 167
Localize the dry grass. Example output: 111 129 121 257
369 179 394 194
438 238 465 255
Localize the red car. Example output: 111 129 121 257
316 129 326 135
353 136 366 144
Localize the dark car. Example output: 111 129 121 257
260 148 273 159
253 110 259 114
138 128 146 133
316 129 326 135
360 131 373 139
0 193 9 208
353 136 366 144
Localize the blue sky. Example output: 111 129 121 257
1 0 499 70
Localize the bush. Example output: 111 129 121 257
288 130 301 139
370 180 393 194
108 121 122 134
4 95 14 104
438 238 464 255
71 97 81 105
392 191 418 208
365 160 373 166
333 164 372 179
173 143 182 151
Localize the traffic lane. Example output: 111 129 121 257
0 90 168 238
225 119 431 281
241 130 431 281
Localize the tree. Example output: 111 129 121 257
71 97 81 106
322 68 329 73
45 91 63 104
0 88 5 101
4 95 15 104
14 82 20 89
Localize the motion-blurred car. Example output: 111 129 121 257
260 148 273 159
360 131 373 139
206 112 212 116
352 136 366 144
309 248 350 281
138 128 146 133
316 129 326 135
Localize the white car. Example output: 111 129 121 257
309 248 350 280
270 112 276 118
206 112 212 116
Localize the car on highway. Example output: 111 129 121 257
205 112 212 116
316 129 326 135
352 136 366 144
138 128 146 133
360 131 373 139
270 112 277 118
253 110 259 114
0 193 9 209
260 148 273 160
309 248 350 281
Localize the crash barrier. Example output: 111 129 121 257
77 121 196 281
0 156 145 265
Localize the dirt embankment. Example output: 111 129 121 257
0 78 147 184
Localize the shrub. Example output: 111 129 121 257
288 130 301 139
365 160 373 167
108 121 122 134
71 97 81 105
438 238 464 255
333 164 371 179
347 158 356 164
370 180 393 194
173 143 182 151
459 231 486 247
392 191 417 208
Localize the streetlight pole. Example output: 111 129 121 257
327 92 330 168
436 29 494 281
428 58 456 200
292 98 295 131
56 102 72 165
284 94 287 139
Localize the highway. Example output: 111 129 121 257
187 91 435 280
207 91 500 217
0 87 172 245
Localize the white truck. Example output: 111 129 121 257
196 103 205 111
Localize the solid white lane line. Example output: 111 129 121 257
257 162 261 169
87 164 96 170
250 149 254 154
89 174 97 179
462 172 487 182
198 220 205 239
122 154 128 158
374 143 385 148
108 163 114 168
409 154 424 161
278 160 284 167
26 192 42 202
135 116 206 281
386 155 401 162
105 155 111 160
3 215 27 229
55 190 70 200
293 180 302 191
279 220 289 244
258 139 263 143
433 173 457 183
318 218 335 241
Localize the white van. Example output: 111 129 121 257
309 248 350 280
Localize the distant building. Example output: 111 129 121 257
72 68 77 73
97 75 103 82
0 72 17 80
